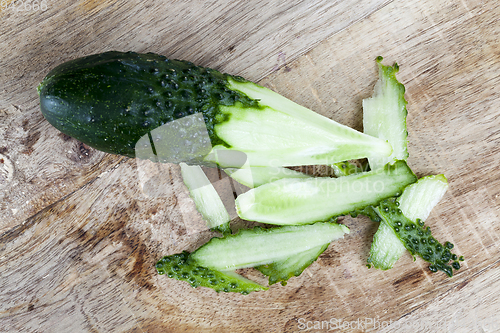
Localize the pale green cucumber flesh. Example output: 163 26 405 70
368 175 449 270
256 243 329 286
397 174 448 221
224 166 310 188
180 163 231 230
331 161 382 222
155 251 267 294
210 78 393 167
236 160 416 225
367 220 406 270
190 223 349 271
363 57 408 171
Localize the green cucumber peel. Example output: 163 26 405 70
373 198 461 277
256 243 329 286
155 251 267 294
236 160 417 225
363 56 409 170
190 223 349 271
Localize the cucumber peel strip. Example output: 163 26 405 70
363 56 408 171
180 162 231 234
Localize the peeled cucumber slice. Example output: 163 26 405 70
236 160 417 225
191 223 349 271
180 162 231 234
398 174 449 221
331 161 364 177
206 77 393 168
363 57 408 171
368 221 406 270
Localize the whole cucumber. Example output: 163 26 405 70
38 51 257 159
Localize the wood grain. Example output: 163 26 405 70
1 0 500 332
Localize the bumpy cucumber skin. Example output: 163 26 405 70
156 251 267 294
38 51 258 158
256 243 329 286
367 174 450 270
349 206 382 223
375 198 461 276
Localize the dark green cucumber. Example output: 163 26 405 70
155 251 267 294
38 51 256 162
38 51 392 167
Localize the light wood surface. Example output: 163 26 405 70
1 0 500 332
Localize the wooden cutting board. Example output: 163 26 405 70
1 0 499 332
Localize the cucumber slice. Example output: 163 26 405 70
368 175 449 270
398 174 449 221
155 251 267 294
224 166 310 188
363 56 408 170
180 162 231 233
236 160 416 225
367 221 406 270
256 243 329 286
190 223 349 270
